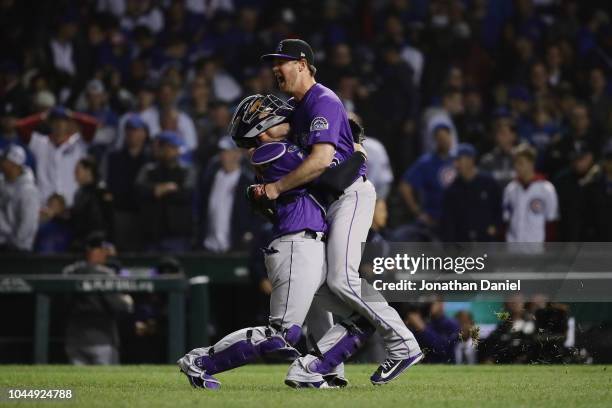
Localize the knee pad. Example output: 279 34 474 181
194 325 302 375
307 316 375 375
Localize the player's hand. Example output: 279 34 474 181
264 183 280 200
246 184 276 220
348 118 366 144
259 278 273 295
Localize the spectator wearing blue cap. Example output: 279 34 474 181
115 81 159 150
440 143 502 242
15 106 98 207
135 131 195 251
105 115 152 250
0 145 41 251
398 124 456 240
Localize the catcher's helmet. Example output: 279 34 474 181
229 94 293 148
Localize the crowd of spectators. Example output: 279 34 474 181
1 0 611 253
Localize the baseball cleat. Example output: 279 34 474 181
284 379 336 389
323 374 349 388
370 353 423 385
180 369 221 390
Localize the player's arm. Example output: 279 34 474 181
316 150 366 195
265 143 335 199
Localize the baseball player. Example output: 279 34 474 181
256 39 422 385
177 94 372 389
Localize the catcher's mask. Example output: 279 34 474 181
229 94 293 148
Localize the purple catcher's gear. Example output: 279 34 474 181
178 325 301 379
251 142 287 166
185 371 221 390
306 316 374 374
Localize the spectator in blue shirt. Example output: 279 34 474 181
399 124 457 236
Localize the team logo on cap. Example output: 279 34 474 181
277 42 283 52
310 117 329 131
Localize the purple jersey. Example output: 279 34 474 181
289 83 367 178
251 141 327 238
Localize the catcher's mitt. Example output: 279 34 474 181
246 184 275 221
348 118 366 144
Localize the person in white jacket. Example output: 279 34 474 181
0 144 40 251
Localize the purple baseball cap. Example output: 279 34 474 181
261 39 314 66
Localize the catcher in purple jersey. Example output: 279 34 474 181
256 39 422 385
177 94 371 390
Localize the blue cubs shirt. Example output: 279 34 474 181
402 153 456 221
289 83 366 179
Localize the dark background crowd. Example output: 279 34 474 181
1 0 612 364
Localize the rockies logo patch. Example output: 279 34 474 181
310 117 329 131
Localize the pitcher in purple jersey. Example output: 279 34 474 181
261 39 422 386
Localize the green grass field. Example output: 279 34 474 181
1 365 611 408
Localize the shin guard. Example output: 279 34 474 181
307 317 375 375
189 325 301 375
